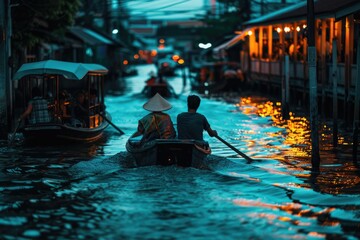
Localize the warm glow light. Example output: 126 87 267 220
303 24 307 29
123 59 128 65
159 39 165 44
133 54 139 59
247 30 253 36
151 50 157 57
276 27 282 33
172 55 180 61
177 59 185 64
296 26 301 32
284 26 291 33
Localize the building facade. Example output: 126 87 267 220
0 0 10 139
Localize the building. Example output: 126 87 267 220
215 0 360 123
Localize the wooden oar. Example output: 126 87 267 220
215 135 254 162
9 119 21 145
100 113 125 135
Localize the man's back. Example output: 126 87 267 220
177 112 210 140
29 97 51 124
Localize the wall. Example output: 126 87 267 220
0 0 9 139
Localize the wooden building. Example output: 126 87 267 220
218 0 360 121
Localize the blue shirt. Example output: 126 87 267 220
177 112 210 140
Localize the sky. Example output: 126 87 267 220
124 0 207 20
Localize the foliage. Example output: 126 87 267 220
11 0 81 49
198 0 250 44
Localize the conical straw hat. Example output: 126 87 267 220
143 93 172 112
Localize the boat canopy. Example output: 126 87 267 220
13 60 108 81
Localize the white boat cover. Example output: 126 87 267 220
13 60 108 81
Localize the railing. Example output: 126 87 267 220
249 59 358 94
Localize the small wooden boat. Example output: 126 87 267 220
13 59 111 143
126 138 211 167
141 83 176 98
190 61 244 94
141 78 177 98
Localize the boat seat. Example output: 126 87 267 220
157 142 193 167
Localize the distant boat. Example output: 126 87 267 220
13 59 111 143
190 61 244 94
126 138 211 167
141 76 177 98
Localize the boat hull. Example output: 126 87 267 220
20 113 111 143
126 139 210 167
141 83 176 98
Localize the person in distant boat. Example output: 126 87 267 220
145 71 157 86
177 94 217 141
59 89 71 119
157 72 165 84
89 88 98 105
129 93 176 144
18 86 51 124
71 91 89 127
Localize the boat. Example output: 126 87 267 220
141 76 177 98
12 59 111 143
190 61 244 94
126 138 211 167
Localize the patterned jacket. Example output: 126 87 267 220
28 97 51 124
138 112 176 143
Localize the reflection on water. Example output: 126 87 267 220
0 65 360 239
239 96 360 196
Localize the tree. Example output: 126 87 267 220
198 0 251 44
11 0 81 49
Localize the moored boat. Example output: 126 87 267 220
141 74 177 98
126 138 211 167
190 61 244 94
141 83 177 98
13 59 111 143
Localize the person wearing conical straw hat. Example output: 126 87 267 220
130 93 176 144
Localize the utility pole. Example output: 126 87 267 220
0 0 8 139
307 0 320 172
0 0 16 140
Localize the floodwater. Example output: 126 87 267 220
1 64 360 239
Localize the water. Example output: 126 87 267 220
1 64 359 239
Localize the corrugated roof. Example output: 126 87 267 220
244 0 360 26
69 27 120 46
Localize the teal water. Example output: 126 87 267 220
0 64 359 239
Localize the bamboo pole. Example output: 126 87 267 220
353 40 360 162
282 55 290 119
307 0 320 172
332 39 338 148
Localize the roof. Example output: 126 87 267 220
68 26 125 47
244 0 360 26
213 29 249 54
13 60 108 81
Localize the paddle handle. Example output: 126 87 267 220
9 120 21 145
100 113 125 135
215 135 253 162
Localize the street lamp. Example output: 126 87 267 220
112 28 119 35
198 43 212 49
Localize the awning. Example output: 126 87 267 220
69 27 116 46
213 29 250 54
13 60 108 81
244 0 360 27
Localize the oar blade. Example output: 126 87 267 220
215 135 254 162
100 113 125 135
